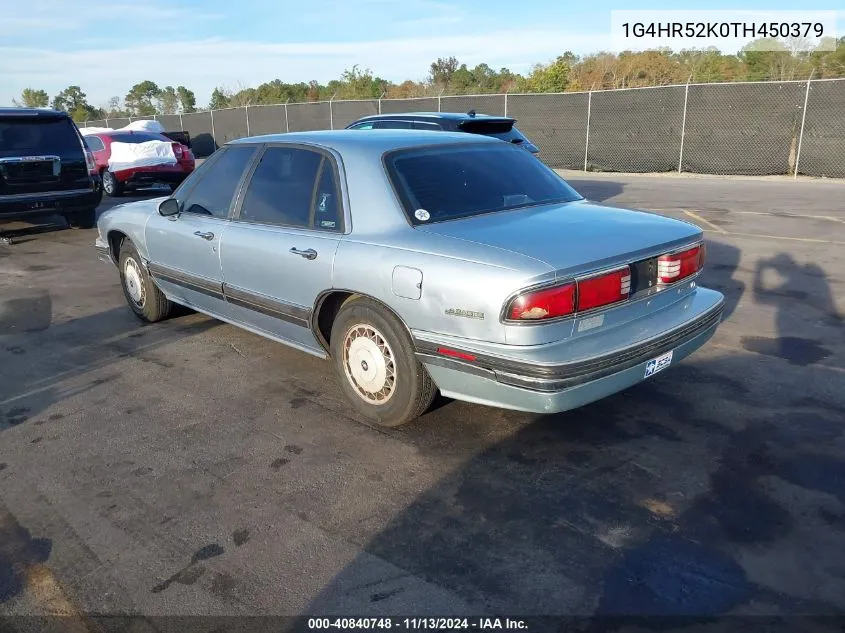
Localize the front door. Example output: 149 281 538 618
145 145 257 315
220 145 346 353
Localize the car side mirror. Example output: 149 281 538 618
158 198 180 217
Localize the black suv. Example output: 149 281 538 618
345 111 540 155
0 108 102 229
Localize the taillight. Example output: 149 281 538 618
577 267 631 311
506 266 631 322
85 150 97 175
657 245 704 284
172 143 183 159
507 283 576 321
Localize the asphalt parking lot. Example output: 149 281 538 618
1 175 844 625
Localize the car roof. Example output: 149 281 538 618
229 129 502 153
354 111 513 122
0 107 69 119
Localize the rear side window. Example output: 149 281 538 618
385 143 582 225
84 136 105 151
373 120 413 129
0 118 82 154
180 146 256 219
107 132 168 144
238 146 342 231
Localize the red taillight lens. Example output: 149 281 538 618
507 283 576 321
577 267 631 311
85 150 97 175
658 245 704 284
437 347 477 362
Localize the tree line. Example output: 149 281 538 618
15 37 845 122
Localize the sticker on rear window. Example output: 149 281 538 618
320 220 336 228
318 192 331 212
414 209 430 222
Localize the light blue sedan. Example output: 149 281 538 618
95 130 724 427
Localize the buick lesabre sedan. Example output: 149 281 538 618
95 130 724 427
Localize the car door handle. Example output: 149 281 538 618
194 231 215 241
290 247 317 260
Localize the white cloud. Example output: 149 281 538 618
1 29 611 107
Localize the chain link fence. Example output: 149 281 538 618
82 78 845 178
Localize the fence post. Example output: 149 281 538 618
179 113 183 131
678 76 692 173
210 109 216 147
329 94 337 130
284 99 290 133
583 91 592 172
104 118 110 127
245 105 250 136
794 72 814 179
504 90 508 117
438 89 444 112
378 91 385 115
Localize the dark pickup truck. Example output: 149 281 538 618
1 108 102 229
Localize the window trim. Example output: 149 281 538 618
231 142 347 234
178 145 259 220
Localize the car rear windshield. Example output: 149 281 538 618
459 118 528 144
0 117 82 154
385 143 583 225
107 132 168 143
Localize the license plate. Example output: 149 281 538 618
644 350 673 378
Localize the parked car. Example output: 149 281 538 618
1 108 101 228
346 111 540 155
95 130 724 427
84 130 194 197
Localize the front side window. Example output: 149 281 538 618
385 143 583 225
180 145 256 219
238 146 342 231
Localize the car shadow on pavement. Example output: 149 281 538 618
0 217 71 245
304 348 845 620
697 240 745 321
0 306 219 433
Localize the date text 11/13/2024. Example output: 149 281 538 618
307 618 528 630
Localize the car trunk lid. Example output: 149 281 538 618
416 200 703 278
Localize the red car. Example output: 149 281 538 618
83 130 194 197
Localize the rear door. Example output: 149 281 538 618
221 144 345 353
0 113 89 196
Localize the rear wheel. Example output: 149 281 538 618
330 297 437 427
65 207 97 229
118 240 172 322
102 170 124 197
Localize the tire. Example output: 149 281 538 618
65 207 97 229
330 297 437 427
117 240 172 322
102 170 124 197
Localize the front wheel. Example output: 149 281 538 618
102 170 124 197
330 297 437 427
118 240 172 322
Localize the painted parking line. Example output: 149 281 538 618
727 210 845 224
682 210 727 234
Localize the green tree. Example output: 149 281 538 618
156 86 179 114
176 86 197 113
52 85 88 113
522 56 571 92
429 56 459 90
125 80 161 116
16 88 49 108
208 87 230 110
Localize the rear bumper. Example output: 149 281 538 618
115 165 192 185
415 287 724 414
0 187 101 220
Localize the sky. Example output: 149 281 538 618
1 0 842 109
